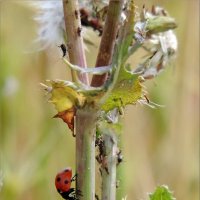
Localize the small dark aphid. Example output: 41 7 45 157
144 94 150 104
95 194 100 200
74 10 78 19
116 180 120 188
77 27 82 36
117 150 123 165
58 44 67 57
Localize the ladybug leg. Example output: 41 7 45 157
71 174 77 182
76 189 82 197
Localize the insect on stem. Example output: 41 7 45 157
58 44 67 57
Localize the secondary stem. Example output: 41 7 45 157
101 132 118 200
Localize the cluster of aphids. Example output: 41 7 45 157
95 136 123 176
95 136 108 174
55 168 81 200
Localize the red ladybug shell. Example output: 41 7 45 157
55 167 72 193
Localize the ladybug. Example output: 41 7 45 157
55 167 79 200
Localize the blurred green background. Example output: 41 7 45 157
0 0 199 200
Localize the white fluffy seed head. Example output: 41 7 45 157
31 0 105 49
30 0 128 50
32 0 65 49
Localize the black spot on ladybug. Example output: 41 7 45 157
57 189 61 193
64 180 69 184
64 169 69 172
56 177 61 182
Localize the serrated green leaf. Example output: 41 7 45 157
101 67 143 112
149 185 176 200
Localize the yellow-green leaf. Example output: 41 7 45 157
101 66 143 112
47 80 86 112
149 185 176 200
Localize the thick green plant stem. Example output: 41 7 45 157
101 132 118 200
62 1 96 199
75 109 98 200
91 0 124 87
62 0 89 84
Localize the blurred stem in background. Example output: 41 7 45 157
101 130 118 200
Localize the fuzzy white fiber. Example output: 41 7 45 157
31 0 108 50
